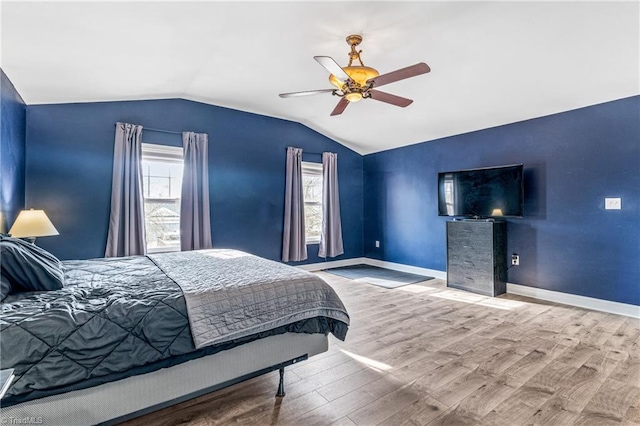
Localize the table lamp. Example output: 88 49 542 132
9 209 59 244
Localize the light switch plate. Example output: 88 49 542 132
605 198 622 210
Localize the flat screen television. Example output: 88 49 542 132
438 164 524 218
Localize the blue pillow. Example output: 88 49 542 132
0 235 64 292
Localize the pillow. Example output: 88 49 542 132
0 235 64 292
0 274 11 301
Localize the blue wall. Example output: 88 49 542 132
364 96 640 306
26 99 363 263
20 91 640 306
0 69 26 233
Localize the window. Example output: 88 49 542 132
141 143 184 253
302 161 323 244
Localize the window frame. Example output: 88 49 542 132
141 143 184 254
301 161 323 245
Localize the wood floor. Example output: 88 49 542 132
122 273 640 426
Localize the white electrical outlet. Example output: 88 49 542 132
375 240 380 248
511 254 520 266
605 198 622 210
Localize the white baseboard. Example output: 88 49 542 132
297 257 367 272
507 282 640 319
363 258 447 280
299 257 640 319
298 257 446 279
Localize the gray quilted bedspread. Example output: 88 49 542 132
1 256 193 401
1 251 349 404
148 249 350 349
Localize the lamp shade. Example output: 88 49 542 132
9 209 59 238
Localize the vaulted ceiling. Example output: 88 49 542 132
2 1 638 154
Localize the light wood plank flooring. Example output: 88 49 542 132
122 273 640 426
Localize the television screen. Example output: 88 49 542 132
438 164 524 218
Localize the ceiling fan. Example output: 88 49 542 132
279 35 431 116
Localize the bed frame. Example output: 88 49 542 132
0 332 328 425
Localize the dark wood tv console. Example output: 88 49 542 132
446 220 507 297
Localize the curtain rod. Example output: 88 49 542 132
115 122 183 135
143 127 206 136
285 148 323 155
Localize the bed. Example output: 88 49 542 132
0 248 349 425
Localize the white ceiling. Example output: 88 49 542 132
2 1 638 155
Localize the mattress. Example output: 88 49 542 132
0 332 329 426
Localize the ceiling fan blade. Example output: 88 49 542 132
330 98 350 116
314 56 350 82
367 63 431 88
279 89 334 98
369 90 413 107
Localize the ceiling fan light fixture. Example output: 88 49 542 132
279 34 430 116
344 92 363 103
328 66 379 90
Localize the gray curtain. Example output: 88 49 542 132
180 132 213 251
105 122 146 257
282 147 307 262
319 152 344 258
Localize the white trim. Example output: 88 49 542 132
297 257 446 280
363 258 447 280
297 257 366 272
300 258 640 319
507 282 640 319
